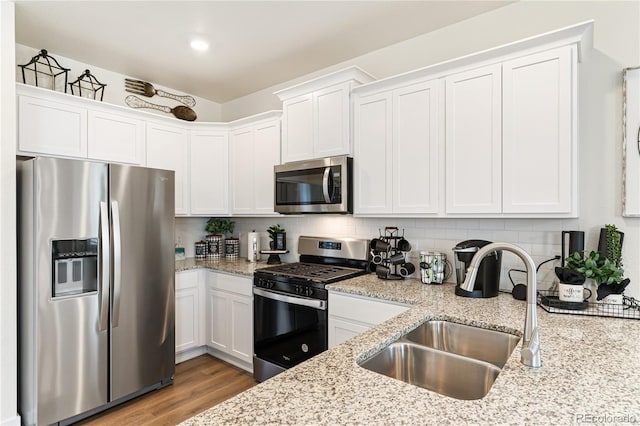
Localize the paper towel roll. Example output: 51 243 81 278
247 231 260 262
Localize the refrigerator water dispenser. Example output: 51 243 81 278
52 238 98 297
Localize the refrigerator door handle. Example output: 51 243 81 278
99 201 110 332
112 200 122 328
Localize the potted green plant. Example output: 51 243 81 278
565 249 629 302
205 218 235 236
267 224 286 250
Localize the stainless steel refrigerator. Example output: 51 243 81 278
18 157 176 425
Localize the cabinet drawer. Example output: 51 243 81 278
329 292 410 325
176 269 199 290
207 271 252 297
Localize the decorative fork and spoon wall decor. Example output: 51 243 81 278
124 78 197 121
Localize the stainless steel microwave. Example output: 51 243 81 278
274 155 352 214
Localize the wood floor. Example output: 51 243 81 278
78 355 257 426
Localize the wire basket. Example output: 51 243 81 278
537 290 640 320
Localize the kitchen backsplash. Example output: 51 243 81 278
176 216 583 292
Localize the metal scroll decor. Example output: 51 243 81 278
124 78 197 122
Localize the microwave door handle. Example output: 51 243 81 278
98 201 109 332
322 167 332 203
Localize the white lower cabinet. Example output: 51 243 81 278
328 291 410 348
205 271 253 372
175 270 205 358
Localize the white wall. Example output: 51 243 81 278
221 1 640 300
0 3 20 425
15 44 223 122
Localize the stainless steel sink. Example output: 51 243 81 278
404 320 521 368
358 320 520 400
359 342 501 400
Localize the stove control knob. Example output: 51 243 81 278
268 281 275 289
305 287 314 297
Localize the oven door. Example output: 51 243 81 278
274 156 351 214
253 287 327 381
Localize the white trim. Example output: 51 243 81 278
274 66 375 101
352 20 593 97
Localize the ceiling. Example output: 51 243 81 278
14 1 513 103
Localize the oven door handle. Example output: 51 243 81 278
254 287 327 310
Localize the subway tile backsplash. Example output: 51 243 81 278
176 216 582 292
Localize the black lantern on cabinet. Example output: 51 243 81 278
17 49 70 92
69 69 107 101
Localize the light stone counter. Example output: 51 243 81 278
178 270 640 425
175 257 271 277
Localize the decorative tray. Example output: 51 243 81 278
537 290 640 320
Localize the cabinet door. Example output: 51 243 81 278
445 64 502 214
392 80 441 214
502 46 574 214
282 94 313 162
87 110 145 165
206 287 231 352
353 92 393 214
190 130 229 215
328 317 371 349
253 120 281 214
230 127 254 214
175 287 199 353
18 95 87 158
314 82 350 158
146 123 189 215
229 295 253 364
175 271 201 354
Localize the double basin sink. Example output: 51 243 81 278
358 320 521 400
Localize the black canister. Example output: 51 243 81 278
453 239 502 298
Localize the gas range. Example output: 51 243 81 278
252 236 370 382
253 236 370 300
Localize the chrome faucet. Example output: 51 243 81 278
459 242 541 368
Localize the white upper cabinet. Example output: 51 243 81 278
189 129 229 216
502 46 575 214
18 92 88 158
229 112 281 215
88 110 145 165
281 94 314 161
276 67 375 163
392 80 441 214
353 91 392 215
353 79 441 216
146 122 189 216
17 84 145 165
445 64 502 214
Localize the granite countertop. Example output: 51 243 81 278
177 263 640 425
175 257 271 277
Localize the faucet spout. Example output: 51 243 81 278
459 242 541 368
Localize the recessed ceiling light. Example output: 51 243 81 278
190 39 209 51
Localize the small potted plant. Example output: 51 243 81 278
205 218 235 259
206 218 235 237
565 250 629 303
267 224 286 250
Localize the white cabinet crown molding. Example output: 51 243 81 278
274 66 375 101
352 20 593 98
228 110 282 129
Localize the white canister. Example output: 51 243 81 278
247 231 261 262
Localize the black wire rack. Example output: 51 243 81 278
537 290 640 320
